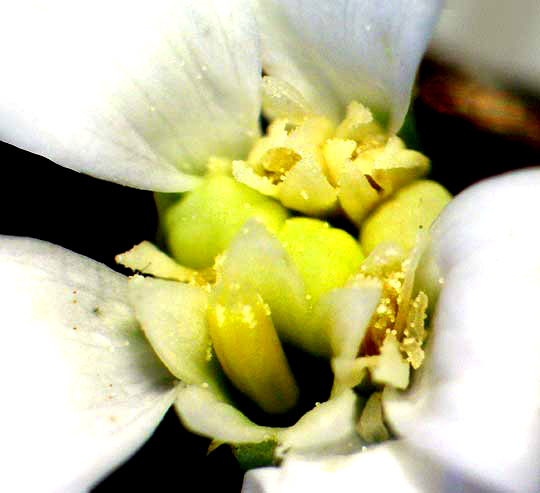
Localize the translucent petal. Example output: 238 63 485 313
175 386 364 457
218 221 324 356
175 385 276 444
255 0 442 131
175 385 362 457
127 275 228 400
314 283 381 359
0 0 261 191
261 76 315 123
276 389 363 457
0 236 177 492
116 241 200 282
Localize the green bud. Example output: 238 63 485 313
163 175 288 269
278 218 364 305
360 180 452 255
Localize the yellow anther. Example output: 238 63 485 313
207 282 299 414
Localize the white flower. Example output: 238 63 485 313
3 1 538 492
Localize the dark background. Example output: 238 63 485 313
2 58 540 492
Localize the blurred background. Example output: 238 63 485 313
2 0 540 491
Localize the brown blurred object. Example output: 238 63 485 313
414 57 540 194
421 58 540 144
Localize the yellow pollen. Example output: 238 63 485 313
241 304 257 329
215 304 226 327
359 246 429 367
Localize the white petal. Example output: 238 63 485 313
387 170 540 492
0 0 261 191
255 0 442 131
417 168 540 290
431 0 540 90
390 247 540 492
315 284 382 394
0 236 177 492
242 441 450 493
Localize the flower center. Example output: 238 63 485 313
119 85 452 441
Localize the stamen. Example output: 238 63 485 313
207 282 299 414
